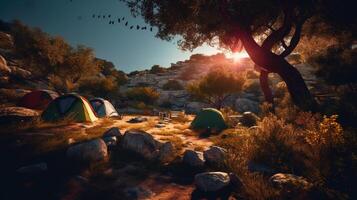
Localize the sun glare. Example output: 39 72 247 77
227 51 250 62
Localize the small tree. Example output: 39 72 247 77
126 87 160 105
187 68 245 109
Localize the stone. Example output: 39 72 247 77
159 142 176 163
0 106 39 125
239 111 260 127
123 186 154 199
195 172 230 192
0 54 11 74
66 139 108 163
269 173 313 193
235 98 260 114
16 162 47 174
203 146 227 167
182 150 205 168
121 130 159 160
103 127 122 138
103 136 117 147
127 116 148 123
8 65 32 79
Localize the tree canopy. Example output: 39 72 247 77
123 0 356 110
187 67 245 109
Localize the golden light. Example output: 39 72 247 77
226 51 250 62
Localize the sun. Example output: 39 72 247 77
226 51 250 62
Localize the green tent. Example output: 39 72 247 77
41 94 97 123
190 108 227 132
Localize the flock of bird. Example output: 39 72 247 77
92 14 153 32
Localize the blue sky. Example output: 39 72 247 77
0 0 222 72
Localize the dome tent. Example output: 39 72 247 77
18 90 59 110
90 98 119 118
190 108 227 132
41 94 97 123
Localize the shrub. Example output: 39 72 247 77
126 87 159 105
162 80 184 90
215 112 357 199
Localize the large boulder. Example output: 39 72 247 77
239 111 260 127
182 150 205 168
0 54 11 74
269 173 313 197
203 146 227 167
0 106 39 125
235 98 260 114
103 127 122 138
66 139 108 164
121 130 159 160
195 172 231 192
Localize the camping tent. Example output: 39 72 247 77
18 90 59 110
190 108 227 132
90 98 119 118
41 94 97 122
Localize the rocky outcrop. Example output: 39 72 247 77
195 172 230 192
0 54 11 74
66 139 108 164
182 150 205 168
203 146 227 167
8 65 32 79
158 141 176 163
0 106 39 125
121 130 160 160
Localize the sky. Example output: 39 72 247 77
0 0 223 72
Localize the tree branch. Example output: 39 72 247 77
280 19 304 57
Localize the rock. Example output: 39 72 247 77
239 111 260 127
67 138 75 145
103 136 117 147
159 142 176 163
235 98 260 114
0 32 14 50
0 54 11 74
103 127 122 138
182 150 205 168
185 102 208 114
127 116 148 123
155 124 165 128
195 172 230 192
8 66 32 79
66 139 108 164
203 146 227 167
16 162 47 174
0 107 39 125
121 130 159 160
123 186 154 199
269 173 313 195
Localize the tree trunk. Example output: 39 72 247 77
237 28 317 111
259 70 274 105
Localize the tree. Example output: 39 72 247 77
187 67 245 109
310 45 357 91
122 0 357 110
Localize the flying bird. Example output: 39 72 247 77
130 26 133 29
103 15 106 19
92 14 95 18
125 22 128 26
118 18 121 23
122 17 125 20
136 25 140 30
108 15 111 18
150 27 153 31
98 15 101 18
